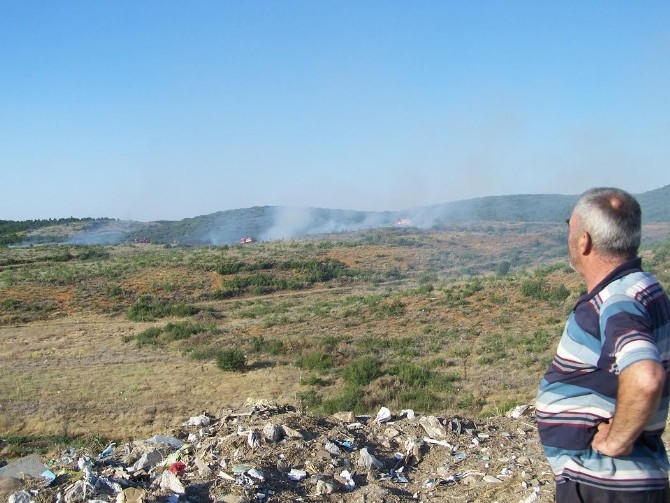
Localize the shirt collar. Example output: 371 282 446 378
578 257 642 303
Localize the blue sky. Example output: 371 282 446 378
1 1 669 221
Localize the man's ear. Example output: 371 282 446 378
579 231 593 255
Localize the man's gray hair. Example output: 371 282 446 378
573 187 641 259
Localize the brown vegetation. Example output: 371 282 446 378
1 224 668 459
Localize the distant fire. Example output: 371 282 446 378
395 218 412 227
239 236 255 244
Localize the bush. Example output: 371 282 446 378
296 351 334 371
393 389 441 412
216 349 246 371
128 295 199 321
250 336 285 355
136 327 162 347
342 356 381 386
521 278 571 303
163 321 205 341
297 390 322 408
320 385 365 414
388 362 432 387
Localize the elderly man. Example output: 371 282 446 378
536 187 670 502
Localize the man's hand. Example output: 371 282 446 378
591 359 665 458
592 420 633 457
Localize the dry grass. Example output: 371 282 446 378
1 224 668 452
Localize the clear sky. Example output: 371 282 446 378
1 1 668 222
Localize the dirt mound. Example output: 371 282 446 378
1 401 554 502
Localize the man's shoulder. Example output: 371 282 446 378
599 270 660 304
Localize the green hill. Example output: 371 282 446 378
3 185 668 246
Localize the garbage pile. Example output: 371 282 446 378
0 401 554 502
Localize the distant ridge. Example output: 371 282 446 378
4 185 669 246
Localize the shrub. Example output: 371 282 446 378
163 321 205 341
388 362 431 388
296 351 334 371
250 336 285 355
216 349 246 371
216 261 245 275
393 389 441 412
128 295 199 321
342 356 381 386
136 327 162 347
187 347 220 361
297 390 322 408
320 385 365 414
521 278 571 303
375 299 405 317
300 375 326 386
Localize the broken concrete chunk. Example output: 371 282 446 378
7 491 32 503
262 423 284 443
419 415 447 439
116 487 148 503
145 435 184 449
131 449 168 472
331 411 356 423
315 478 336 495
183 414 210 427
0 454 51 481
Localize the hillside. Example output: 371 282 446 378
1 221 669 501
3 185 669 246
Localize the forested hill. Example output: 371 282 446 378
2 185 668 246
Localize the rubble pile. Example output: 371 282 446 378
0 401 555 502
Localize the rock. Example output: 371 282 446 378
332 411 356 423
262 423 284 443
116 487 148 503
8 491 32 503
315 478 336 495
418 415 447 439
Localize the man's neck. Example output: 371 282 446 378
583 256 630 293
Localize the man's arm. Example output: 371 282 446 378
592 359 665 457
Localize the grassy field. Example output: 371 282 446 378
1 223 669 456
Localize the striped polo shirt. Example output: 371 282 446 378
536 258 670 491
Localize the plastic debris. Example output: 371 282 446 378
323 440 341 456
358 447 383 470
0 402 555 501
99 442 116 458
247 468 265 481
374 406 392 424
183 414 210 427
247 430 260 449
335 470 355 490
8 491 32 503
146 435 184 449
507 404 531 419
158 470 185 494
287 469 307 481
169 461 186 477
